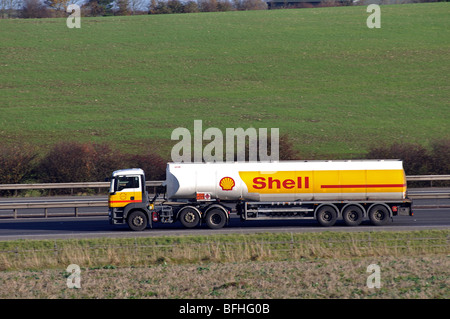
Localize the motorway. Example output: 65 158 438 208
0 198 448 240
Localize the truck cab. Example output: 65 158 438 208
108 167 232 231
108 168 153 231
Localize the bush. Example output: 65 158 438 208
20 0 51 18
33 142 168 194
183 1 199 13
278 134 302 160
233 0 267 10
167 0 185 13
37 142 94 183
2 137 447 194
126 152 167 181
429 139 450 175
0 144 37 184
198 0 219 12
36 142 127 183
88 143 129 181
365 139 450 187
365 142 431 175
217 0 234 11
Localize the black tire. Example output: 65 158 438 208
316 205 338 227
205 208 227 229
127 210 148 231
179 207 200 228
368 205 391 226
342 205 364 226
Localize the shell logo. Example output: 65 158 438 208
219 177 235 191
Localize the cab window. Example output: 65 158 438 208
116 176 140 192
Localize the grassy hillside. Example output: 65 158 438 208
0 3 449 158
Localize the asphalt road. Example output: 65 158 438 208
0 206 448 241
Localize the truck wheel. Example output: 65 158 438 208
342 205 364 226
128 210 148 231
205 209 227 229
316 205 338 227
369 205 391 226
179 207 200 228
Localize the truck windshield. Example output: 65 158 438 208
115 176 140 192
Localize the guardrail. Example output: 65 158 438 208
0 201 107 218
0 175 449 191
0 176 448 219
406 175 450 187
0 181 164 190
0 181 164 196
406 175 450 181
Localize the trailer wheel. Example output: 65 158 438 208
316 205 338 227
369 205 391 226
179 207 200 228
342 205 364 226
127 210 148 231
205 209 227 229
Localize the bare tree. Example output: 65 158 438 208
233 0 267 10
128 0 145 14
115 0 129 14
1 0 23 18
20 0 50 17
44 0 78 12
148 0 156 13
198 0 218 12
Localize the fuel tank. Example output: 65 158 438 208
165 160 407 202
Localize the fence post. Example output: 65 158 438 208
44 208 48 218
75 207 78 217
54 240 58 258
290 232 294 254
13 209 17 219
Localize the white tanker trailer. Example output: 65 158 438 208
108 160 413 231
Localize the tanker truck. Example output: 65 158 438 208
108 160 413 231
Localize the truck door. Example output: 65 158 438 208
110 175 142 206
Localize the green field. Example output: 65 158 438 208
0 3 449 158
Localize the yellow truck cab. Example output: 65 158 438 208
108 168 153 231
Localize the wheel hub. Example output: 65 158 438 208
133 216 144 226
349 211 358 221
211 213 222 224
185 212 196 223
375 211 384 220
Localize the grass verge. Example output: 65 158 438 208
0 230 448 298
